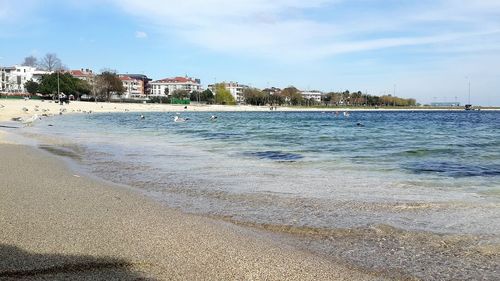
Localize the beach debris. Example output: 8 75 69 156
0 104 4 109
125 109 130 112
73 175 81 178
11 117 22 121
22 107 29 112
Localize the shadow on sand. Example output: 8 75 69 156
0 244 155 280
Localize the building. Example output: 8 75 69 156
208 82 249 104
300 90 323 102
119 75 145 99
69 69 95 85
1 65 51 93
120 74 152 96
149 76 201 96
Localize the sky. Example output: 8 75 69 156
1 0 499 105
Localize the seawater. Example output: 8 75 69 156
28 111 500 236
22 110 500 280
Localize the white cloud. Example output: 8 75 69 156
105 0 500 61
135 31 148 39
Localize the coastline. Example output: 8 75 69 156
0 142 380 280
1 99 498 122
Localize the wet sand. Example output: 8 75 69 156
0 143 380 280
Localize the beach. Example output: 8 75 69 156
2 99 496 123
0 142 384 280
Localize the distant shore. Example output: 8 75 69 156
1 99 498 123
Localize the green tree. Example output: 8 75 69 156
24 80 39 95
243 88 268 105
214 84 236 105
171 89 189 99
281 86 303 105
201 89 214 104
96 71 125 101
38 72 89 98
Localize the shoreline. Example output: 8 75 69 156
0 142 380 280
1 99 498 122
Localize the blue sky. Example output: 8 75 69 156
1 0 499 105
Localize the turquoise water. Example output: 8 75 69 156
15 109 499 280
28 111 500 236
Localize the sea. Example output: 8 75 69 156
19 110 500 280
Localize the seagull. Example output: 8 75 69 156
22 114 40 126
22 107 28 112
174 116 188 122
210 115 218 121
140 114 145 120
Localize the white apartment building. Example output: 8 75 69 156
149 76 201 96
119 75 145 99
0 65 51 93
300 90 323 102
208 82 249 104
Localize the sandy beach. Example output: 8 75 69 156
2 98 495 123
0 142 386 280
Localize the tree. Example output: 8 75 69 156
214 84 236 105
243 88 268 105
281 86 303 105
201 89 214 104
24 80 39 95
39 53 62 71
95 71 125 101
171 89 189 99
191 89 215 104
190 91 202 102
164 87 169 96
22 56 38 67
38 72 90 98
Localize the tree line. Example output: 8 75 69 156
242 87 417 107
25 71 125 101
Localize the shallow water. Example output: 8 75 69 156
22 110 500 280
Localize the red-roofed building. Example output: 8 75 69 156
150 76 201 96
119 75 145 99
68 69 95 86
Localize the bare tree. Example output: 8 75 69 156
39 53 62 71
21 56 38 67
